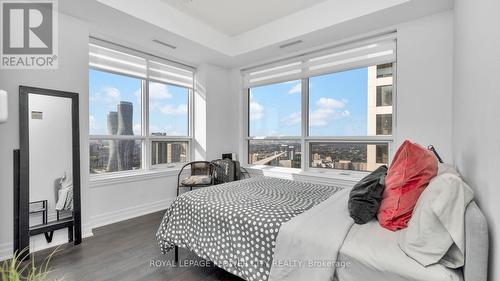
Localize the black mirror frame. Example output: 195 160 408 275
16 86 82 258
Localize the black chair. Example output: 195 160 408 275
177 161 215 196
212 159 251 184
234 161 251 180
212 159 236 184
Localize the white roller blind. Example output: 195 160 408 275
89 43 147 78
245 61 302 87
243 33 396 88
89 42 195 88
149 61 194 88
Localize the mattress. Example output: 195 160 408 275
335 220 463 281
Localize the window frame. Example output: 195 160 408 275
89 66 194 180
243 62 397 176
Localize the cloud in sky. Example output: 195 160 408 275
288 83 301 94
159 104 188 115
250 100 264 120
133 123 141 135
149 83 173 99
89 115 98 132
104 87 120 99
310 97 350 127
90 87 121 103
281 111 301 126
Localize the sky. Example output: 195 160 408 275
89 69 189 136
249 67 368 137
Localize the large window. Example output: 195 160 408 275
249 80 302 137
244 35 396 173
89 43 193 176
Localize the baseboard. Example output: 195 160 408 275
90 198 175 229
1 199 173 261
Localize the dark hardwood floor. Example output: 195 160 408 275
33 211 245 281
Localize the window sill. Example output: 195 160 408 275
90 168 184 188
245 165 367 188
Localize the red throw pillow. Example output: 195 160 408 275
377 140 438 231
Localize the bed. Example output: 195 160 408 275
156 176 488 281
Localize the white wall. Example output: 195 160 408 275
453 0 500 279
195 63 238 161
395 11 454 161
204 64 239 160
89 175 178 228
0 13 90 259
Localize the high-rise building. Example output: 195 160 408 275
106 111 118 172
106 101 135 172
288 146 295 160
367 64 393 170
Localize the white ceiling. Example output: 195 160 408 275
61 0 454 69
160 0 329 36
97 0 418 56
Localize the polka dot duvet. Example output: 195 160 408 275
156 176 343 281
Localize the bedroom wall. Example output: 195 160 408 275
395 11 454 162
0 13 91 259
453 0 500 279
204 64 239 161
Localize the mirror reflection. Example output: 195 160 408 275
28 93 74 229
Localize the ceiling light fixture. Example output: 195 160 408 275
279 40 303 49
152 39 177 50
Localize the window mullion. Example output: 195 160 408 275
301 77 309 171
189 88 194 162
142 78 150 171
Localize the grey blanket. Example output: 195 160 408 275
157 176 343 281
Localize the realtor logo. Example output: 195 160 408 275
1 0 58 69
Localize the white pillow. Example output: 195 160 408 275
398 173 474 268
437 163 461 178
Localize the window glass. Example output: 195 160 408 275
89 69 142 136
149 82 189 136
309 67 368 136
376 144 389 164
376 63 393 78
248 140 301 168
309 142 388 172
151 141 188 165
376 114 392 135
89 140 142 174
376 85 392 107
249 80 302 137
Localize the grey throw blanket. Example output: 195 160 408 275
157 176 343 281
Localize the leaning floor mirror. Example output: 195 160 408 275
15 86 82 257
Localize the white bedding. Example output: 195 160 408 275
398 173 474 268
335 220 463 281
269 189 354 281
